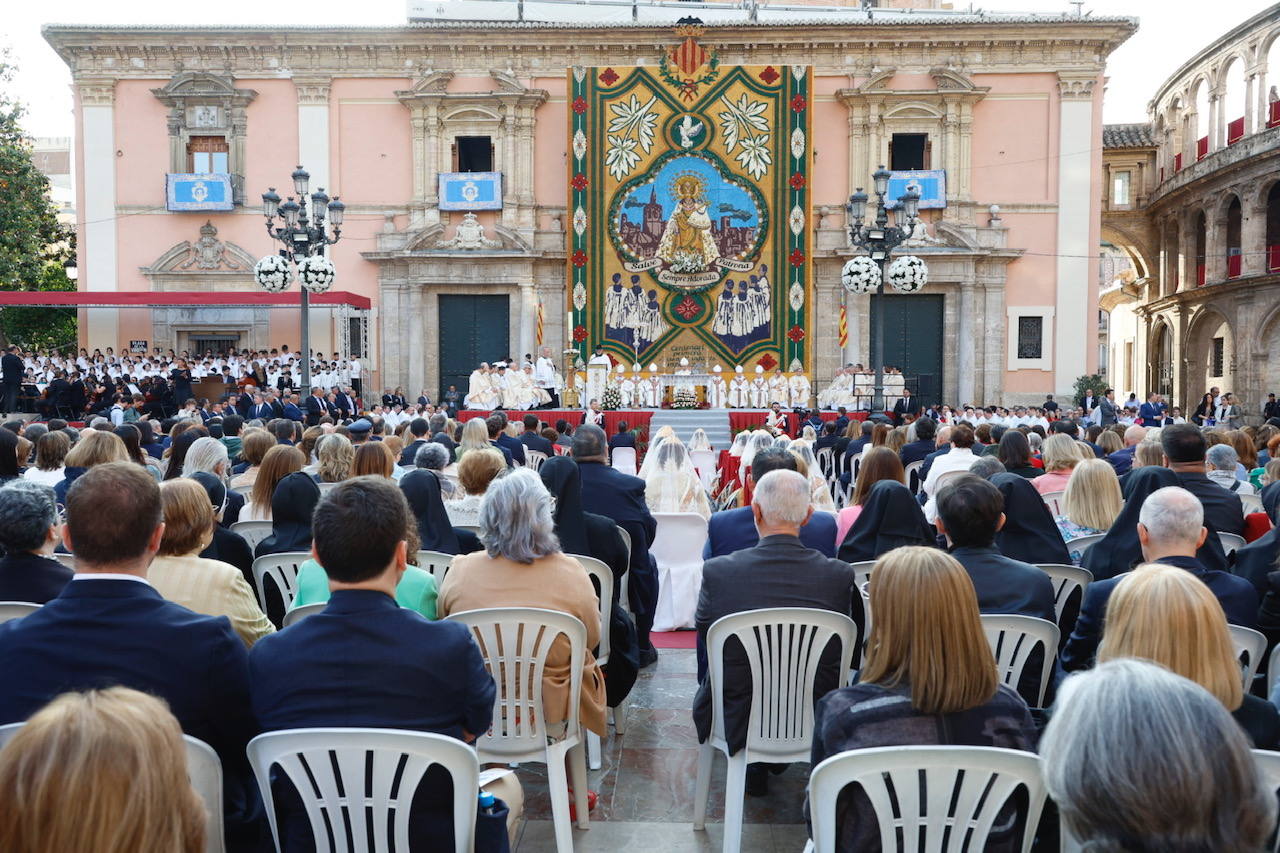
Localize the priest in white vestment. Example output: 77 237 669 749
585 345 612 410
618 364 636 408
767 369 789 407
646 364 664 408
706 365 727 409
788 360 812 409
749 365 769 408
727 365 750 408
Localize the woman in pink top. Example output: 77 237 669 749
835 447 906 545
1032 433 1086 496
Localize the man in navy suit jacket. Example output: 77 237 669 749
608 421 636 462
519 413 555 457
0 463 264 848
304 387 327 426
1060 486 1258 673
705 448 837 558
249 478 494 852
899 417 937 467
574 425 660 665
489 413 526 466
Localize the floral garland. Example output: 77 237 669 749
297 255 337 294
887 255 928 293
657 51 721 102
253 255 293 293
841 256 881 294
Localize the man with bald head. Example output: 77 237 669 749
1061 485 1258 673
1107 424 1147 476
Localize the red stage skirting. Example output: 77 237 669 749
456 409 653 437
727 409 878 437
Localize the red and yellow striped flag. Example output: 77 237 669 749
536 299 545 346
838 303 848 348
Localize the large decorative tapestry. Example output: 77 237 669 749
567 28 812 373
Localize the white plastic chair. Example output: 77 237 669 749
930 468 969 495
1269 643 1280 700
1037 564 1093 631
317 481 340 494
849 560 876 591
0 601 40 623
1064 532 1105 558
415 550 455 583
615 525 633 617
52 552 76 569
1040 490 1066 517
251 552 309 614
1241 493 1264 515
447 607 589 853
454 523 482 539
611 445 637 476
247 728 477 853
229 484 254 497
904 459 924 494
1230 623 1267 689
571 554 619 770
806 746 1047 853
814 447 834 481
0 724 226 853
690 449 717 491
1219 532 1247 555
230 520 274 553
649 512 709 631
693 607 857 853
525 449 548 471
981 614 1060 706
1252 749 1280 853
283 602 326 627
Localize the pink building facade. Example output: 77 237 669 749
45 7 1132 405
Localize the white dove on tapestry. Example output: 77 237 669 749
677 115 704 148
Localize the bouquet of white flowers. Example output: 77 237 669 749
887 255 928 293
672 386 699 409
297 255 337 294
841 256 881 294
601 382 621 411
254 254 293 293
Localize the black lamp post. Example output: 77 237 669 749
259 166 345 396
845 165 921 413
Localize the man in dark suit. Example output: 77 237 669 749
1 345 23 416
705 448 837 558
694 468 858 795
248 392 274 422
282 393 304 423
1107 424 1147 476
1138 392 1166 426
249 478 495 850
1264 393 1279 422
399 417 432 466
304 387 326 426
814 421 840 453
838 420 876 486
1078 390 1098 415
890 388 919 426
831 407 850 436
489 413 526 466
0 463 264 847
1096 389 1120 426
574 424 659 666
1061 485 1258 672
520 413 555 457
1161 423 1244 535
607 420 636 462
918 424 954 484
334 388 356 421
0 481 72 603
899 416 937 467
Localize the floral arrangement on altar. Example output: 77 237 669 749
841 256 881 294
297 255 337 294
887 255 928 293
601 380 622 411
253 254 293 293
672 386 700 409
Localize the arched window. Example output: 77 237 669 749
1266 183 1280 272
1222 57 1247 143
1192 79 1211 159
1194 211 1208 286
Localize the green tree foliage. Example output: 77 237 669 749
0 51 77 350
1072 373 1110 404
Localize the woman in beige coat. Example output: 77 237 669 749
439 468 607 736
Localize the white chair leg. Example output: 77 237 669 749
722 753 747 853
545 745 575 853
569 740 590 830
612 701 628 736
587 730 602 770
692 742 714 831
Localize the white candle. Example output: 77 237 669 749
567 311 573 329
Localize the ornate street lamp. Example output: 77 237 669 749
842 165 927 413
254 166 344 396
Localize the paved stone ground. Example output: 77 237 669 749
508 647 809 851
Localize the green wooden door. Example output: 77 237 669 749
438 295 510 402
869 293 945 406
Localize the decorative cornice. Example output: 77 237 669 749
1057 72 1098 100
397 69 548 110
151 71 258 108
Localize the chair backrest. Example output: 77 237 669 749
454 523 482 538
807 745 1047 853
1269 642 1280 701
706 607 857 759
1063 532 1105 558
0 724 226 853
980 614 1060 707
251 552 310 613
1252 749 1280 853
570 553 613 666
612 446 637 476
317 481 340 494
524 449 548 471
904 460 924 494
0 601 41 623
1241 493 1264 515
1230 623 1267 688
283 602 326 628
446 607 586 761
849 560 876 591
415 550 455 583
815 447 834 480
247 727 478 853
1219 532 1247 556
932 468 968 494
229 484 254 497
649 512 709 571
1036 564 1093 629
1040 490 1066 517
230 520 275 552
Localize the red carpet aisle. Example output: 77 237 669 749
649 630 698 650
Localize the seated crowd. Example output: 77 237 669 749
0 396 1278 852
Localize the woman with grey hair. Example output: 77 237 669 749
179 436 244 527
438 468 608 738
1042 658 1276 851
414 441 460 497
0 480 71 602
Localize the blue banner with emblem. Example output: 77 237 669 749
438 171 503 211
166 173 234 211
885 170 946 210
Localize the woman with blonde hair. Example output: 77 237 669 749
1031 432 1085 495
810 546 1036 851
54 430 128 504
314 433 354 484
1097 562 1279 748
456 417 491 460
242 444 305 522
0 687 206 853
149 479 274 647
228 429 276 491
1054 458 1124 562
351 441 396 479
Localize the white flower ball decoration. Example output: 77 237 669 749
887 255 928 293
254 254 293 293
840 256 881 294
297 255 337 294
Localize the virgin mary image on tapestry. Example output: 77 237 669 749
567 26 813 373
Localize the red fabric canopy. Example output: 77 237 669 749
0 291 371 309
